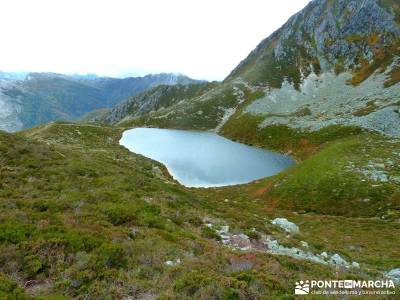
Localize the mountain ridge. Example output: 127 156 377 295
0 0 400 298
99 0 400 144
0 72 202 132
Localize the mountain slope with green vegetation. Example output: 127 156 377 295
102 82 219 126
0 122 399 299
0 72 201 132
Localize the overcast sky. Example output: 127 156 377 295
0 0 310 80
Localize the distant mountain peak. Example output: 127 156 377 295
0 72 203 131
227 0 400 89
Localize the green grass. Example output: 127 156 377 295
119 84 244 130
221 113 365 161
0 122 399 298
266 134 400 217
0 122 368 299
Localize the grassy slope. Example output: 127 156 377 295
120 91 400 275
195 126 400 269
114 82 220 124
2 123 379 299
117 84 233 130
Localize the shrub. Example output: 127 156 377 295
0 273 29 299
201 226 221 241
100 202 137 225
96 243 126 269
174 271 213 295
0 221 34 244
23 255 43 277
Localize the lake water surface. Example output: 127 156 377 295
120 128 295 188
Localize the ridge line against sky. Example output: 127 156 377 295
0 0 310 81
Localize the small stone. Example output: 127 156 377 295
329 253 349 267
71 279 81 288
300 241 309 248
231 233 251 250
352 262 360 268
219 226 229 234
320 252 328 258
165 258 181 266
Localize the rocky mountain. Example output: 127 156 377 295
102 0 400 140
1 1 400 298
100 82 218 125
0 72 201 131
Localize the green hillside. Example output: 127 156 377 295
0 122 398 299
1 0 400 298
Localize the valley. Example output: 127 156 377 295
0 73 201 132
0 0 399 298
0 122 399 298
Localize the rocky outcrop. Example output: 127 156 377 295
228 0 400 87
0 80 23 132
102 82 217 125
205 221 360 269
246 69 400 136
271 218 300 234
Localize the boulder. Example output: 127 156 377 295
271 218 300 234
329 253 349 267
386 268 400 284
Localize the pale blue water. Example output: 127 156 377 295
120 128 295 188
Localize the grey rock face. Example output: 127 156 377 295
244 67 400 136
211 0 400 138
103 82 215 125
229 0 399 83
276 0 399 68
271 218 300 234
0 80 23 132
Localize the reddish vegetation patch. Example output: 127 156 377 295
296 143 320 161
229 253 261 272
348 40 400 86
38 219 50 228
368 33 379 46
262 197 280 215
253 183 273 197
282 201 295 211
270 39 278 49
299 138 310 147
348 58 372 86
